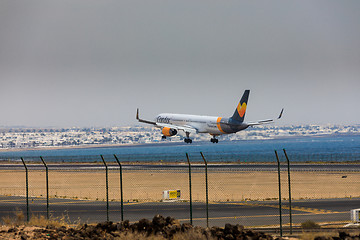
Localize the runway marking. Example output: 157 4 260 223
211 202 340 214
177 211 348 223
0 200 26 203
0 208 349 217
0 198 142 206
0 208 150 214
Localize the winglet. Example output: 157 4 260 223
278 108 284 119
136 108 139 120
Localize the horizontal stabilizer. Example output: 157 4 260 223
247 108 284 126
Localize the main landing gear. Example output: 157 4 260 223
184 138 192 144
184 132 192 144
162 135 166 139
210 135 219 143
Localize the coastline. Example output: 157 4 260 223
1 133 359 153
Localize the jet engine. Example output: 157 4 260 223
162 127 178 137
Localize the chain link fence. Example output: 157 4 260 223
0 151 359 227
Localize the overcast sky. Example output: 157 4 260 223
1 0 359 127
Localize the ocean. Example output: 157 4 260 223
1 135 360 163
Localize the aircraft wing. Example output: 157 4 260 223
246 108 284 126
136 108 157 125
156 123 198 134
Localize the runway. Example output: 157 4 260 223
0 196 358 227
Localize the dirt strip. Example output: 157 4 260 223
0 169 358 202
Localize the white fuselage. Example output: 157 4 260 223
155 113 227 135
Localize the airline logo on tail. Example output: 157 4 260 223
231 89 249 122
237 102 247 118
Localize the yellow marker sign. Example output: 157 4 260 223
163 189 181 200
169 190 181 199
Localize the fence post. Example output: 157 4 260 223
40 156 49 219
113 154 124 222
200 152 209 228
20 157 29 222
274 150 282 237
186 153 193 225
283 149 293 235
100 155 109 222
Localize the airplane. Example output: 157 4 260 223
136 90 283 144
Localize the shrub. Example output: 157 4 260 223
301 220 320 229
1 209 24 226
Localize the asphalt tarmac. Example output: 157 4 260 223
0 196 358 227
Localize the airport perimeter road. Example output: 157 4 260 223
0 196 358 227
